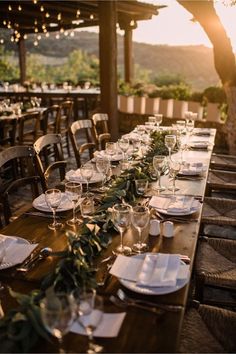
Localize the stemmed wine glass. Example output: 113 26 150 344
168 158 181 194
45 189 63 230
165 134 177 160
154 113 163 128
95 157 110 192
153 155 166 192
118 138 130 160
40 293 75 354
65 182 83 226
105 142 116 162
112 203 132 255
80 164 94 194
132 205 150 253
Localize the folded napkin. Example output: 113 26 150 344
33 193 72 211
180 162 205 175
70 312 126 338
194 128 211 136
94 150 123 162
66 169 102 183
190 141 209 149
149 196 195 213
110 254 189 288
0 234 38 269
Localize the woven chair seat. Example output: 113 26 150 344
179 304 236 353
202 197 236 226
211 153 236 172
207 170 236 191
195 238 236 289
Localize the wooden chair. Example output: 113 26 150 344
206 169 236 196
56 100 74 156
194 237 236 307
0 118 17 150
91 113 111 150
41 105 60 134
0 145 41 225
180 302 236 353
69 119 97 168
17 111 42 145
33 133 67 190
210 153 236 172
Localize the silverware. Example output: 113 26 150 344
116 289 182 312
17 247 52 272
23 211 65 219
109 295 164 315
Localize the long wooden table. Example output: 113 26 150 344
0 128 216 353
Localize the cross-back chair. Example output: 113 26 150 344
91 113 111 150
69 119 97 168
33 133 67 190
17 111 42 145
56 100 74 156
0 145 41 225
41 104 60 134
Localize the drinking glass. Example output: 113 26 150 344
153 155 166 192
45 189 63 230
80 193 95 218
112 204 132 255
165 135 176 160
186 119 195 147
168 159 181 193
148 116 156 127
135 179 148 196
154 113 163 128
77 291 104 354
176 120 186 134
132 205 150 253
40 293 75 354
95 157 110 192
80 164 94 194
105 142 116 162
118 138 129 160
65 182 82 226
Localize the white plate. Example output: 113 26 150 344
153 197 201 216
66 170 104 184
33 193 73 212
119 254 190 295
0 236 30 270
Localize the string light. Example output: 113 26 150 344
76 9 80 17
45 32 50 38
60 27 64 33
70 31 75 37
33 40 38 46
34 19 38 25
7 22 11 29
10 36 14 42
90 14 94 20
8 5 12 11
3 20 7 26
23 34 28 39
0 39 4 44
33 0 38 4
18 5 22 11
57 13 62 21
40 6 44 12
55 34 60 39
64 31 68 36
45 12 50 18
37 34 41 40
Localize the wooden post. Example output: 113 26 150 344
18 38 26 85
98 1 119 141
124 27 133 83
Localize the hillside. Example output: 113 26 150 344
1 30 219 90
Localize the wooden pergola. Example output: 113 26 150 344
0 0 164 139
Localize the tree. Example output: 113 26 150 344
177 0 236 153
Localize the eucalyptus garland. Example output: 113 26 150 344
0 129 171 353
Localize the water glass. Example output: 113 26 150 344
80 164 94 194
165 135 176 159
80 193 95 218
153 155 166 192
112 203 132 255
45 189 63 230
118 138 129 160
135 179 148 196
105 142 116 162
95 157 110 192
65 182 82 226
132 205 150 253
154 113 163 128
168 159 181 193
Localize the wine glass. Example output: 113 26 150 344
80 164 94 194
154 113 163 128
118 138 129 160
65 182 82 226
148 116 156 127
168 158 181 194
112 203 132 255
77 291 104 354
186 119 195 147
176 120 186 134
153 155 166 192
45 189 63 230
95 157 110 192
165 134 176 160
132 205 150 253
40 293 75 354
135 179 148 196
105 142 116 162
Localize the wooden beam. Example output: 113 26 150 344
124 26 133 83
99 1 119 141
18 38 26 85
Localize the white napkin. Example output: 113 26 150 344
66 169 102 183
109 254 189 288
194 128 211 136
180 162 205 175
149 196 195 213
33 193 72 211
0 234 38 269
190 141 208 149
70 312 126 338
94 150 123 161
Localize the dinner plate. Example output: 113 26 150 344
152 197 201 216
0 236 30 270
178 165 206 176
32 193 73 212
66 170 104 184
119 254 190 295
94 150 123 162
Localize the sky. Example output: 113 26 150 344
131 0 236 50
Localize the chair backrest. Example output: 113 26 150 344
0 118 18 149
34 133 67 190
69 119 97 168
18 111 41 145
0 145 41 225
91 113 111 150
56 100 74 134
41 105 60 134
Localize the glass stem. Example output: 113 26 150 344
73 203 76 222
138 228 142 246
158 172 161 189
58 337 65 354
173 177 176 194
52 208 56 227
120 230 124 251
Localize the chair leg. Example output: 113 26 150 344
194 272 205 302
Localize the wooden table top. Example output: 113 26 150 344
0 128 216 353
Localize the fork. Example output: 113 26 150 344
109 295 164 315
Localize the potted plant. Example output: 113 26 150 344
118 82 134 113
188 91 204 120
171 84 191 119
158 87 174 118
145 89 161 115
203 86 227 123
